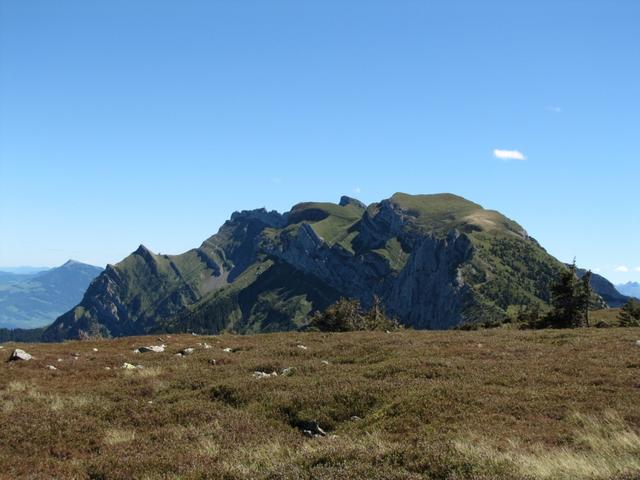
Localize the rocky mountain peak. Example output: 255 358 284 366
338 196 366 209
229 208 285 227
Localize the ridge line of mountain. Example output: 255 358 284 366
11 193 621 342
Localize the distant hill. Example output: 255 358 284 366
617 282 640 300
0 266 49 275
573 267 631 308
43 192 588 341
0 260 103 329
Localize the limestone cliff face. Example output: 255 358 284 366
260 201 475 330
386 232 473 329
44 193 577 340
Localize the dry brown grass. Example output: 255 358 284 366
590 308 622 326
2 328 640 479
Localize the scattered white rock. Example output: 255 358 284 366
136 345 165 353
92 348 99 352
312 422 327 436
350 415 362 422
105 367 111 370
281 367 295 376
636 340 640 347
9 349 32 361
191 332 199 336
222 347 233 353
57 358 63 362
122 362 143 370
0 345 4 349
175 353 184 358
303 421 327 438
208 359 217 365
253 371 278 379
46 365 57 370
321 360 330 366
297 344 308 350
180 347 195 356
198 342 212 349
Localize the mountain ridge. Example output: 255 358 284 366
43 193 602 341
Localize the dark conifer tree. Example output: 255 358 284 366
546 260 583 328
580 270 593 327
618 299 640 327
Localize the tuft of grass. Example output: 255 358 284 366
121 365 163 378
455 411 640 479
104 428 136 446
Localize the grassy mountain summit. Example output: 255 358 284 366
44 193 570 341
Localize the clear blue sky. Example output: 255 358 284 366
0 1 638 283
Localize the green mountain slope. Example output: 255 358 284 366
43 193 582 340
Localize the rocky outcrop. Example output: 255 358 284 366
386 231 473 329
260 222 390 301
9 348 32 361
261 207 474 329
229 208 285 227
339 196 366 209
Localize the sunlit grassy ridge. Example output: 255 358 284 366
2 328 640 479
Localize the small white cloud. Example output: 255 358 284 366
353 186 361 194
593 268 601 273
635 266 640 272
614 265 629 272
546 106 563 113
494 149 526 161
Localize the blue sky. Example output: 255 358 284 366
0 1 638 283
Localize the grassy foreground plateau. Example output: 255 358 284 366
2 328 640 479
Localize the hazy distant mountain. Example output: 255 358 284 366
616 282 640 300
0 260 103 329
0 266 49 275
573 267 631 308
44 193 590 341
